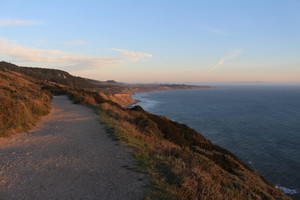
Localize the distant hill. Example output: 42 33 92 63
0 61 96 89
0 61 211 94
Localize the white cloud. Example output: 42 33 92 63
0 39 119 68
0 19 41 26
0 39 152 70
63 40 88 47
201 26 229 36
112 48 152 62
208 49 243 72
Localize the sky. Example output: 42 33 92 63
0 0 299 83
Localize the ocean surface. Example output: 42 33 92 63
132 85 300 196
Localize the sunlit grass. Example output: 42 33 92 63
97 102 289 200
0 71 51 136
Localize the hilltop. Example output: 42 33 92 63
0 61 210 94
0 61 291 199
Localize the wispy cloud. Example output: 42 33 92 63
112 48 152 62
0 19 41 26
201 26 229 36
0 39 152 70
0 38 117 68
208 49 243 72
63 40 88 47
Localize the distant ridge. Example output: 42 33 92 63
0 61 95 89
0 61 211 94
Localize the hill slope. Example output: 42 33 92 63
0 61 291 199
99 102 291 200
0 68 51 136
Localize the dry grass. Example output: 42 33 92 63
98 103 291 200
0 70 51 136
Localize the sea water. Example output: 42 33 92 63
132 85 300 196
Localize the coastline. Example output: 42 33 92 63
128 87 299 199
99 86 216 108
126 86 216 108
98 89 291 199
1 62 293 199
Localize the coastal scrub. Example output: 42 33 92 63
0 70 51 136
98 102 290 200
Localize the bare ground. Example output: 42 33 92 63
0 96 148 200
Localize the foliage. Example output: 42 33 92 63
0 70 51 136
99 103 290 200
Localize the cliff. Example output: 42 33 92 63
98 100 291 200
99 93 137 107
0 61 291 199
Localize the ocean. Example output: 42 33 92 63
132 85 300 197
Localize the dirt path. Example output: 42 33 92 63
0 96 148 200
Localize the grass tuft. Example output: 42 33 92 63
0 70 51 136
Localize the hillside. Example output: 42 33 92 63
0 68 51 136
99 103 291 200
0 61 291 199
0 61 212 94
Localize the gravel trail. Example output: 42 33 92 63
0 96 148 200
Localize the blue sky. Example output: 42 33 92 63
0 0 299 82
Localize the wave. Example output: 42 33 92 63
132 93 161 110
276 185 298 195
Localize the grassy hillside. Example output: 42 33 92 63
0 61 291 199
0 69 51 136
98 103 290 200
0 61 96 89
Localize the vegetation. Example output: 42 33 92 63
0 69 51 136
0 61 290 199
0 61 96 89
98 103 290 200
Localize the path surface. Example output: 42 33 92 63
0 96 148 200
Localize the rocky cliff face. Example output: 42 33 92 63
99 93 137 107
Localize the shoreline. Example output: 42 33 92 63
126 86 217 108
127 87 298 199
99 86 216 108
99 89 290 199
